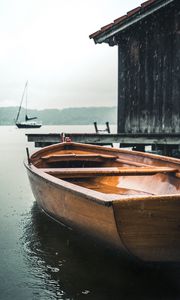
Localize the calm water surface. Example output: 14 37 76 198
0 125 180 300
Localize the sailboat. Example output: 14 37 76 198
15 81 42 129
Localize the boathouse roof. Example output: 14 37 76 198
89 0 176 46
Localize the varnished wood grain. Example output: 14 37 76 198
113 196 180 262
41 166 178 178
41 153 118 163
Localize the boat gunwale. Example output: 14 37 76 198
30 142 180 169
26 142 180 205
24 160 180 206
112 193 180 204
24 161 114 206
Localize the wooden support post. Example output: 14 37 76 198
106 122 111 133
26 147 31 164
93 122 113 147
94 122 111 133
94 122 98 133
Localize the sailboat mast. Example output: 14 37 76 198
25 81 28 118
15 81 28 123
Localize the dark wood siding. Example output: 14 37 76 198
117 2 180 134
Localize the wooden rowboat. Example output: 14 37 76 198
25 142 180 262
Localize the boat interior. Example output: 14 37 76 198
31 144 180 198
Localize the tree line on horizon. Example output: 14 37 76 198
0 106 117 125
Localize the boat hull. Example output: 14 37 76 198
26 165 127 254
16 123 41 129
25 142 180 262
113 196 180 262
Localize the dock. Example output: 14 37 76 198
26 132 180 157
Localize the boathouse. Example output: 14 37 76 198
90 0 180 155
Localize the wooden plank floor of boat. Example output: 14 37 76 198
66 180 152 196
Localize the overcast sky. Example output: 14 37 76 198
0 0 142 109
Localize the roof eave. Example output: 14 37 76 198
92 0 175 46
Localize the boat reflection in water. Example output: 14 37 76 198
21 202 180 300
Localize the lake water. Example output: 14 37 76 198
0 125 180 300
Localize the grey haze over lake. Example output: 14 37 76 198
0 0 142 110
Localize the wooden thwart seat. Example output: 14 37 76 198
39 166 178 178
41 153 118 163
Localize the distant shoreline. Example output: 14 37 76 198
0 106 117 126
